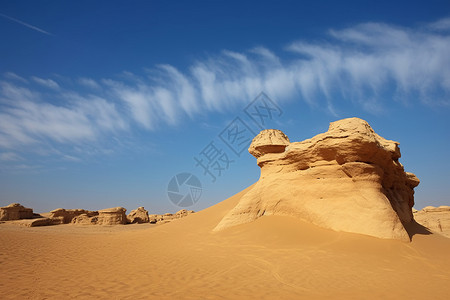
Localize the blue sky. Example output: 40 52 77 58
0 0 449 213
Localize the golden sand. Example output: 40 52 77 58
1 186 450 299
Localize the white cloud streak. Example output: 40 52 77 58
0 13 53 36
31 77 60 90
3 72 28 83
78 78 101 90
1 18 449 154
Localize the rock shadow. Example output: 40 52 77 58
403 220 433 241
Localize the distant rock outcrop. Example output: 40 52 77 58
149 209 195 224
127 207 149 224
97 207 127 225
214 118 421 241
0 203 194 227
71 214 99 225
414 206 450 238
149 214 169 224
70 207 126 225
48 208 98 224
175 209 195 218
0 203 34 221
15 218 53 227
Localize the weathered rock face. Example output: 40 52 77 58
0 203 34 221
413 206 450 238
127 207 149 224
214 117 420 241
49 208 98 224
71 214 99 225
97 207 127 225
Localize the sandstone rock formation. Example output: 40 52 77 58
248 129 290 158
0 203 194 227
413 206 450 238
0 203 34 221
48 208 98 224
127 207 149 224
149 214 170 224
214 118 421 241
69 207 126 225
96 207 127 225
71 214 99 225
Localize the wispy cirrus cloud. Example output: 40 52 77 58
109 18 450 124
0 81 127 149
31 77 60 90
0 152 23 161
3 72 28 83
78 78 101 90
1 18 450 156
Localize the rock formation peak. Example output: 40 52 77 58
214 117 421 241
248 129 290 159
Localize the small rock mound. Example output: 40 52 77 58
175 209 195 218
127 207 150 224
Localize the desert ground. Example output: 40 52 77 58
1 185 450 300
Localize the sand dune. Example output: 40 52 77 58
1 185 450 299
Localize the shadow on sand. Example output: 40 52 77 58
404 220 433 241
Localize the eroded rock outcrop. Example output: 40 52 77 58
0 204 195 227
127 207 149 224
0 203 34 221
149 209 195 224
97 207 127 225
48 208 98 224
71 214 99 225
248 129 290 158
214 118 421 241
68 207 126 225
413 206 450 238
